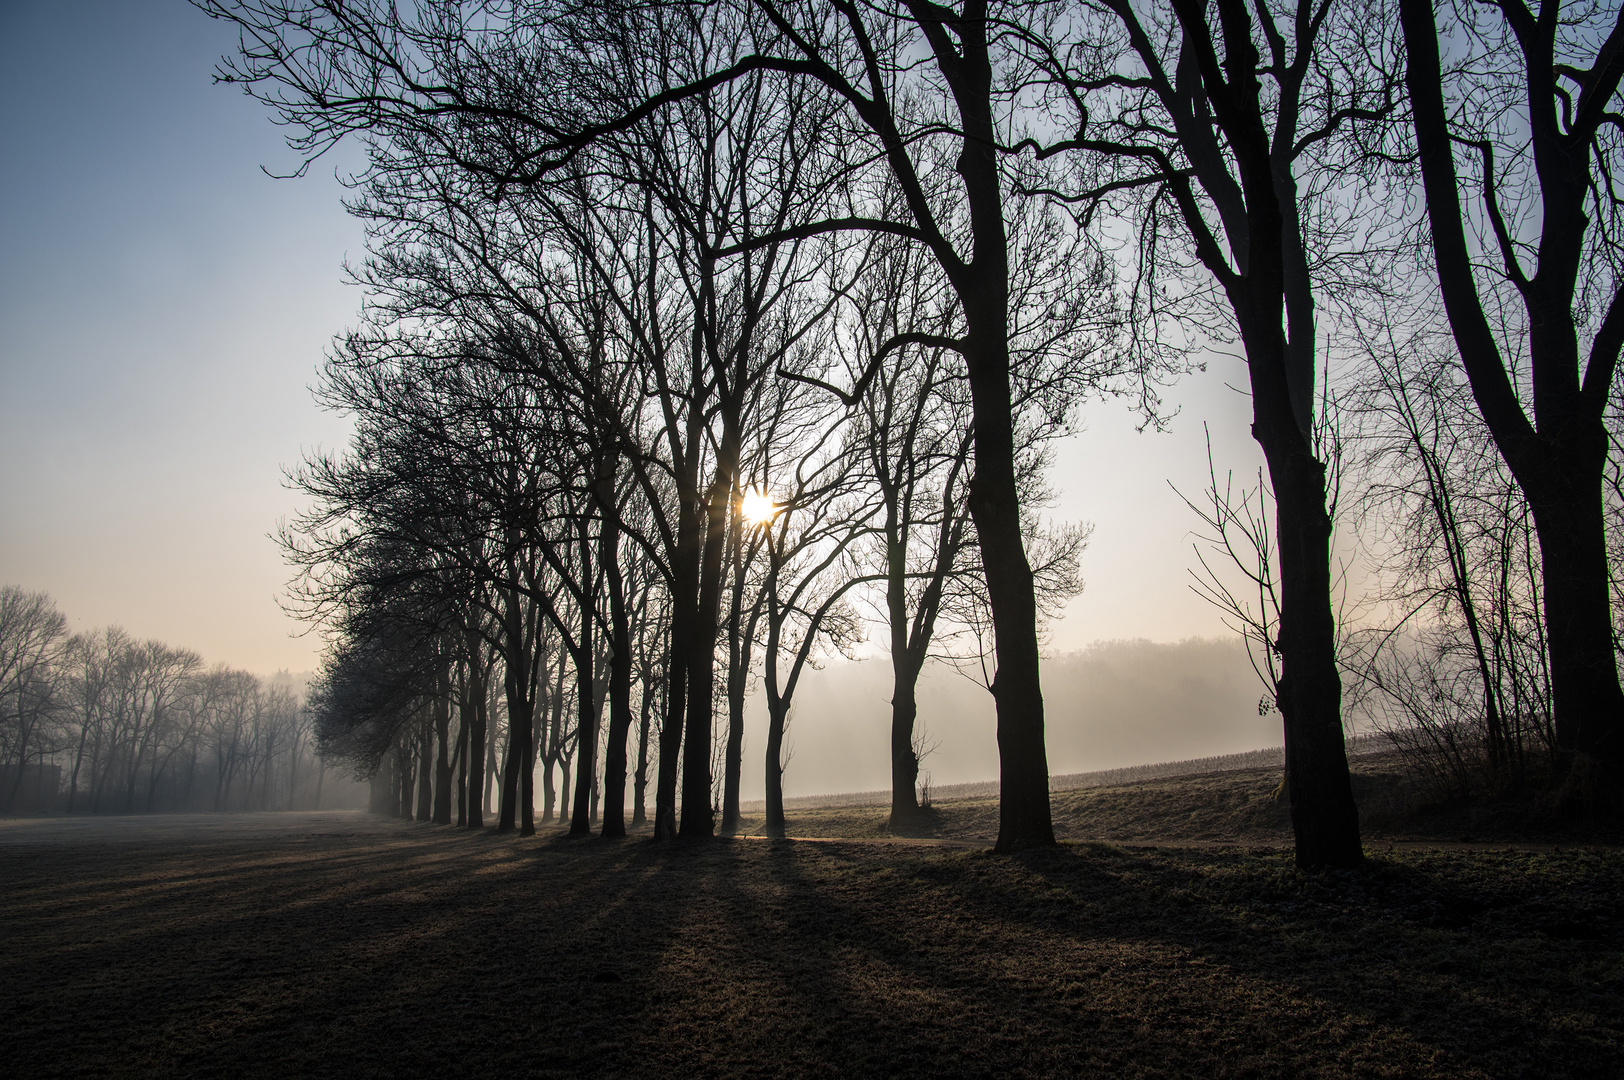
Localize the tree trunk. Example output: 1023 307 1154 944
415 724 433 822
600 510 634 836
888 663 922 831
397 744 414 820
1261 428 1364 867
541 753 557 821
681 459 736 838
721 514 748 834
960 311 1055 852
454 682 469 827
568 652 597 836
433 658 454 825
569 514 599 836
468 664 487 829
498 713 518 832
483 712 496 818
655 569 692 841
1529 470 1624 805
632 658 654 827
558 750 573 831
764 697 788 839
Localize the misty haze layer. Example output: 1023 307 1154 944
735 637 1272 802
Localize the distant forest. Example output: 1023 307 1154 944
0 587 361 815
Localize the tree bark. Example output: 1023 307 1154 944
680 456 737 838
888 663 922 829
632 650 655 827
415 720 434 822
432 654 454 825
764 697 788 838
599 477 635 838
721 517 749 835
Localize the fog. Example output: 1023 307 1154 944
735 636 1276 802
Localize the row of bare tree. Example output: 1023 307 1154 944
0 587 326 814
200 0 1624 865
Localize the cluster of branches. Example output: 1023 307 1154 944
201 0 1624 863
275 24 1100 845
0 587 322 814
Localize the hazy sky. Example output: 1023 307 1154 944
1 0 1270 677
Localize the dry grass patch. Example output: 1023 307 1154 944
2 811 1620 1078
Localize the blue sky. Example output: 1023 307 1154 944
0 0 1269 676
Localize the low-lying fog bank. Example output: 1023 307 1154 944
736 636 1283 804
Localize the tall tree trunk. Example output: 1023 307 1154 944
397 744 414 820
568 652 597 836
433 657 454 825
721 511 749 835
415 723 433 822
541 752 556 821
466 655 487 828
632 656 655 827
1529 474 1622 802
960 309 1055 852
909 15 1054 851
764 697 788 839
600 502 635 838
656 544 695 841
1401 0 1624 810
1260 426 1363 867
483 709 497 819
454 677 470 827
498 713 518 832
888 658 923 830
681 455 737 838
558 750 573 831
569 511 600 837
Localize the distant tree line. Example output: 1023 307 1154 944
194 0 1623 866
0 587 328 814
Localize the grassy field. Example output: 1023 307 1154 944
736 750 1624 846
2 765 1620 1078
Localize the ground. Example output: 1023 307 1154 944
2 764 1621 1078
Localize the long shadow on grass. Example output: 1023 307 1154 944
973 843 1622 1078
7 821 1619 1079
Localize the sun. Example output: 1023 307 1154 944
740 489 778 526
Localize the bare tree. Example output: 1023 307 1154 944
1399 0 1624 810
0 586 68 811
1025 0 1403 865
